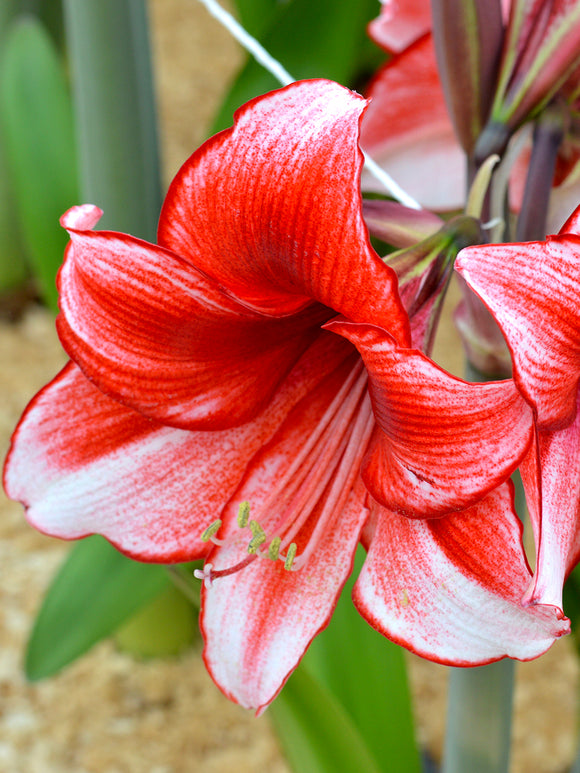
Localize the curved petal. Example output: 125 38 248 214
58 206 326 430
4 334 351 562
200 479 370 712
158 80 410 345
354 484 569 665
456 233 580 429
521 402 580 609
326 320 533 516
360 36 465 211
368 0 432 53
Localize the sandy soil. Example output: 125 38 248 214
1 1 579 771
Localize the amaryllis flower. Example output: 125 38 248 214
456 204 580 613
4 80 568 712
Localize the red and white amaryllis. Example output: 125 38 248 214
457 206 580 614
3 80 568 712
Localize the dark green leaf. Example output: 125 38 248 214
0 16 78 311
303 546 421 772
211 0 384 132
26 536 170 680
232 0 278 38
269 665 382 773
564 565 580 657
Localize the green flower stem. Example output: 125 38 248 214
442 360 521 773
442 660 515 773
63 0 162 240
515 106 564 242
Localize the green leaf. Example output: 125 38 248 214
26 536 170 680
0 15 78 311
269 665 382 773
211 0 384 132
564 565 580 657
114 583 199 658
303 546 421 773
232 0 278 38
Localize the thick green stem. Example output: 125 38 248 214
515 106 564 242
442 360 520 773
63 0 162 240
442 660 515 773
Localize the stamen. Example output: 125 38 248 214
200 519 222 542
284 543 297 571
268 536 282 561
237 500 250 528
248 519 267 554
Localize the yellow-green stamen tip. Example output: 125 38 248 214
249 519 266 539
248 533 267 554
201 519 222 542
237 501 250 528
284 543 297 570
268 536 282 561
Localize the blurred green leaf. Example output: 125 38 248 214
269 665 382 773
303 546 421 772
114 583 199 658
26 536 170 680
233 0 278 37
0 3 29 297
564 565 580 657
211 0 384 132
0 15 78 311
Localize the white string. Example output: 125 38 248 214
196 0 422 209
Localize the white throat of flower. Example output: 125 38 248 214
195 0 422 210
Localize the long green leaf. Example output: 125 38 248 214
26 536 170 680
269 665 382 773
0 3 29 296
0 15 78 310
211 0 384 132
303 547 421 773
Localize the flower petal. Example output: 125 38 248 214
360 36 466 211
326 320 533 516
58 206 327 429
354 484 569 665
200 479 370 712
456 232 580 429
368 0 432 53
4 334 351 561
158 80 410 345
520 402 580 609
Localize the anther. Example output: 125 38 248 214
247 519 267 554
237 501 250 528
284 543 297 570
268 536 281 561
248 534 267 554
200 519 222 542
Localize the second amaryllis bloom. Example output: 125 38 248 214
457 205 580 614
3 79 568 712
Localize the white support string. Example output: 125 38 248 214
196 0 422 209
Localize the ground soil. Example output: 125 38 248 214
1 1 579 771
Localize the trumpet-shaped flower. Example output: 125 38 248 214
456 205 580 612
3 80 568 712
